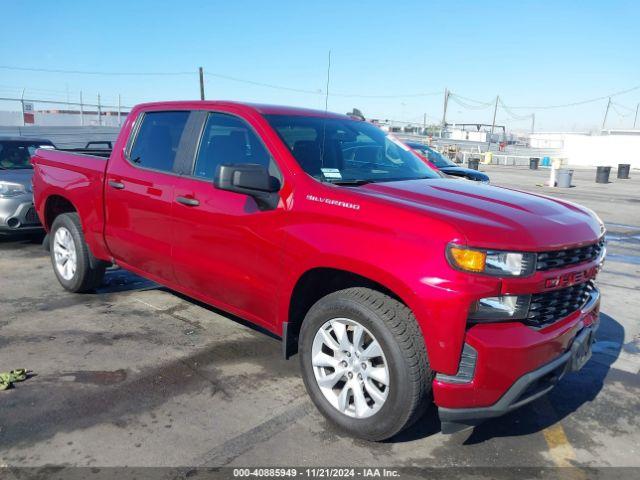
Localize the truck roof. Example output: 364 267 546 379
134 100 350 119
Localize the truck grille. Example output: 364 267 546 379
525 281 596 328
24 207 40 224
536 238 605 271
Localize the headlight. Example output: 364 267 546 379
447 244 536 277
0 181 28 198
468 295 531 322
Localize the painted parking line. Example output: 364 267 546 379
542 422 576 468
537 398 587 479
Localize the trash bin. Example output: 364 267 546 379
468 158 480 170
529 157 540 170
557 169 573 188
541 156 551 167
618 164 631 179
596 166 611 183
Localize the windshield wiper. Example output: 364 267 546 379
325 179 374 186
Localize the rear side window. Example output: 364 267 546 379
193 113 277 180
129 111 190 172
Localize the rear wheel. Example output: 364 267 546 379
50 213 106 292
299 287 432 441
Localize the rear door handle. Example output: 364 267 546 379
108 180 125 190
176 196 200 207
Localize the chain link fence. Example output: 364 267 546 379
0 95 131 128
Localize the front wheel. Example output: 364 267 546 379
299 287 433 441
50 213 106 292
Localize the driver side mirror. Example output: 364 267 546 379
215 164 281 210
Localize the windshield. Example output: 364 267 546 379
0 141 52 170
411 144 456 168
265 115 440 183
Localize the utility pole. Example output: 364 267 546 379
199 67 205 100
423 113 427 137
117 94 122 127
530 114 535 134
602 97 611 130
79 91 84 126
440 88 449 137
97 94 102 126
634 103 639 129
20 88 26 127
487 95 499 150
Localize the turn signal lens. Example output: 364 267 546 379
448 247 486 272
446 244 537 277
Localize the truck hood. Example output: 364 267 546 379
355 179 602 250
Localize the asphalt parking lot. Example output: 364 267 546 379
1 165 639 471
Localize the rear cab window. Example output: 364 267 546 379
128 111 190 172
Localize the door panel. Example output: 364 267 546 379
172 179 284 326
171 112 285 327
104 110 190 283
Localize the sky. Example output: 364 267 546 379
1 0 639 132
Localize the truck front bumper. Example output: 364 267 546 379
435 289 600 434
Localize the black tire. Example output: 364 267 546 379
50 212 106 292
299 287 433 441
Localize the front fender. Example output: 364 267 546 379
278 217 500 374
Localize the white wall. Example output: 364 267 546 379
529 132 640 168
563 134 640 168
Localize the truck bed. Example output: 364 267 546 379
31 148 111 261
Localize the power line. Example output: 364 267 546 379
449 94 494 110
497 98 533 120
0 64 442 99
610 102 632 118
611 100 634 112
2 63 639 118
450 93 495 106
0 65 195 76
503 84 640 110
205 72 442 98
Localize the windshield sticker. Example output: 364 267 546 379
306 194 360 210
321 168 342 179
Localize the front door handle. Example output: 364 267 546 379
176 196 200 207
108 180 125 190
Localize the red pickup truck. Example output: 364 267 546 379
31 101 605 440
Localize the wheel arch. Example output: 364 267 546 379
44 194 78 231
45 197 107 270
282 265 418 359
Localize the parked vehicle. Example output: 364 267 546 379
31 101 605 440
406 141 490 183
0 136 55 234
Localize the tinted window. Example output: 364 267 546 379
129 111 189 172
193 113 276 180
266 115 440 183
0 141 54 170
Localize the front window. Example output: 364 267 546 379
265 115 440 184
193 112 279 181
0 141 53 170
